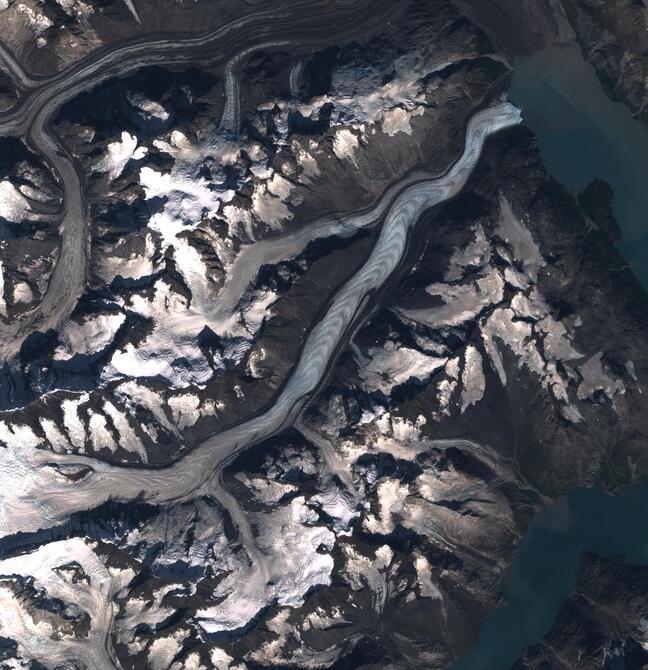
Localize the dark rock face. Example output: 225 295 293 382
0 0 647 668
513 552 648 670
449 0 574 57
560 0 648 123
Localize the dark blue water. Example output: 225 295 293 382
453 484 648 670
508 45 648 289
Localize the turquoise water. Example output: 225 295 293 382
508 45 648 289
453 484 648 669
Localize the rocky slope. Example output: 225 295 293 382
513 552 648 669
561 0 648 124
0 0 647 669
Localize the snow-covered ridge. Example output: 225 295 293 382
0 101 522 543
